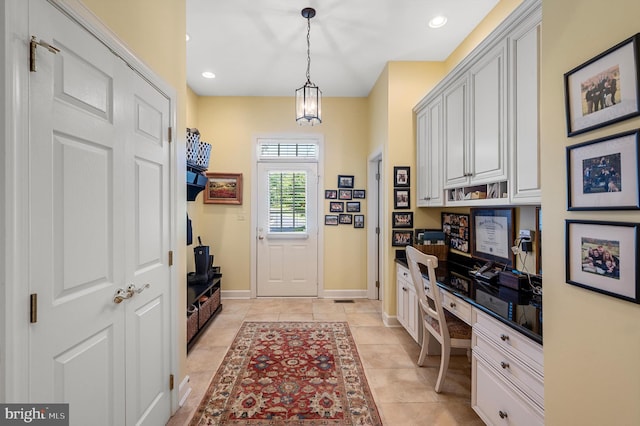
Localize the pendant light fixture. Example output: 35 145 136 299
295 7 322 126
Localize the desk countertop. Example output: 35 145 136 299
396 255 543 345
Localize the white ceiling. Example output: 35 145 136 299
186 0 500 97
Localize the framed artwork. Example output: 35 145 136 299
393 166 410 187
567 129 640 210
564 33 640 136
354 215 365 229
393 189 410 209
325 215 339 226
339 214 353 225
337 175 354 188
441 212 471 254
325 189 338 199
329 202 344 213
338 189 353 200
566 220 639 303
392 211 413 228
392 230 413 247
470 207 515 266
204 173 243 204
353 189 366 199
346 201 361 212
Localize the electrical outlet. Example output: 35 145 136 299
519 229 533 240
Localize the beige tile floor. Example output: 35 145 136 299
166 298 483 426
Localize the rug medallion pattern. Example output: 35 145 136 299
190 322 382 425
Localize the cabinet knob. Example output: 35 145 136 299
500 334 509 341
500 361 510 369
403 287 408 292
449 302 456 308
499 410 508 419
403 272 409 277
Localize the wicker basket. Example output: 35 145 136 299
187 305 199 342
210 287 221 314
198 296 213 328
413 244 449 262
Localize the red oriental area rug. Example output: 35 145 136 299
190 322 382 425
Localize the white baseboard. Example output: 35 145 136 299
320 289 369 299
383 312 401 327
178 375 191 407
221 289 251 299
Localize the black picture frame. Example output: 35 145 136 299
338 189 352 200
393 166 410 187
346 201 361 212
325 189 337 199
393 188 410 209
441 212 471 254
392 230 413 247
564 33 640 136
337 175 354 188
470 207 515 266
329 201 344 213
353 189 366 199
566 219 639 304
339 214 353 225
392 211 413 228
354 215 365 229
325 215 338 226
567 129 640 210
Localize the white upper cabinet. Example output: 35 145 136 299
416 96 444 206
443 75 469 188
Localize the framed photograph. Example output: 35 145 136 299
470 208 515 266
393 166 410 187
325 189 337 199
392 230 413 247
354 215 365 228
392 211 413 228
393 189 410 209
441 212 471 253
337 175 354 188
204 173 243 204
566 220 639 304
325 215 339 226
329 202 344 213
338 189 352 200
567 129 640 210
346 201 361 212
353 189 366 199
339 214 353 225
564 33 640 136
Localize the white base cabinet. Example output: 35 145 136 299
396 264 421 344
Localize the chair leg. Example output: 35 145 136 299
434 344 451 393
417 328 430 366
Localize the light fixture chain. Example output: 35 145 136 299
306 17 311 82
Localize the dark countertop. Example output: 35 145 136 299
396 253 543 345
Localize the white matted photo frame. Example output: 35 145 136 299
393 188 410 209
354 215 365 229
393 166 410 187
567 129 640 210
564 33 640 136
392 211 413 228
566 220 639 303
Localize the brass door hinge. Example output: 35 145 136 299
168 127 172 143
169 374 174 390
375 280 380 288
168 250 174 266
30 293 38 323
30 36 60 72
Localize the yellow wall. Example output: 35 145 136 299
540 0 640 424
190 97 369 292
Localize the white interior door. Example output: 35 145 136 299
28 2 171 424
257 162 318 297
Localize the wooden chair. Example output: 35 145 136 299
405 245 472 393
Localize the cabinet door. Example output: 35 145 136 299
469 41 508 185
444 76 469 188
416 97 444 206
396 266 408 329
510 18 541 204
406 284 420 341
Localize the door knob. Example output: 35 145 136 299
258 235 264 240
128 283 151 294
113 287 134 304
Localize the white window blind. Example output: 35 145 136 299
268 171 307 233
258 142 318 160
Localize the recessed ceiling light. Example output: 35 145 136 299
202 71 216 79
429 16 447 29
186 33 190 41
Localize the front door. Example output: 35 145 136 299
28 2 172 424
256 162 318 297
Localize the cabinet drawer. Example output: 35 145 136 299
442 291 471 325
475 335 543 407
474 309 543 371
473 354 544 426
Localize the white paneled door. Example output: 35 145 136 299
28 1 172 425
256 162 318 297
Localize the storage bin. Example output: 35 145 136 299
198 295 213 328
186 129 200 165
210 287 221 313
187 305 198 342
413 243 449 262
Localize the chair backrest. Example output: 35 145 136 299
405 245 449 342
